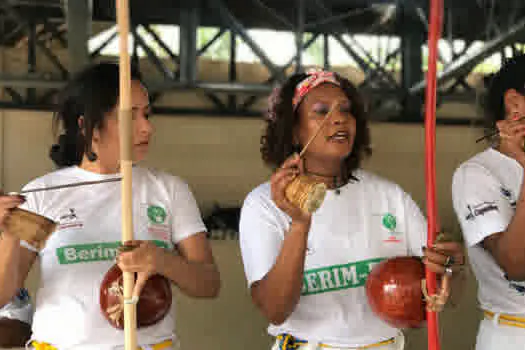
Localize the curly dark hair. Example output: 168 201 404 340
260 72 372 184
483 54 525 131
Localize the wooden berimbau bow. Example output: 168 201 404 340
116 1 137 348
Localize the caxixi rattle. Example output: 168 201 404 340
3 207 56 251
3 178 122 250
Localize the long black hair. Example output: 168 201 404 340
49 62 142 167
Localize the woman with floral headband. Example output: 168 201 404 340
238 69 465 349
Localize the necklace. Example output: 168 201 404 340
305 169 343 195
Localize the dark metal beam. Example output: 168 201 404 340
210 0 281 79
65 0 91 74
133 27 175 80
37 41 69 78
0 99 484 126
89 30 117 58
197 27 227 57
312 0 398 88
295 0 305 73
0 75 64 89
153 81 272 94
399 2 424 121
203 92 228 111
1 21 24 44
228 31 237 109
38 88 59 104
131 23 139 69
333 34 397 89
142 25 180 65
0 74 479 107
361 47 400 87
179 1 224 110
444 73 474 94
1 2 68 78
179 1 199 84
4 87 23 104
323 33 330 70
413 3 448 65
239 33 320 111
344 34 399 88
27 18 36 103
272 34 320 81
41 22 67 48
410 16 525 94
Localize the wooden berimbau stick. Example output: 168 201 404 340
115 0 138 349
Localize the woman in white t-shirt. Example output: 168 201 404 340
239 69 465 350
0 62 220 350
452 54 525 350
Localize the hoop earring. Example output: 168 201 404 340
86 151 98 162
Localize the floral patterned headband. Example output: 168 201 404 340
292 69 340 111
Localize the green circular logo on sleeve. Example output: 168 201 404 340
382 213 397 231
148 205 167 224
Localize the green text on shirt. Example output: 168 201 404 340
56 240 170 265
301 258 384 296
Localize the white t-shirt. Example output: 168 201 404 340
452 147 525 314
0 288 33 324
239 169 426 347
18 165 206 349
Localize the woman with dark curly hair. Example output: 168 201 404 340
238 69 464 350
452 54 525 350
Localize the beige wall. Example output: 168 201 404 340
0 108 486 350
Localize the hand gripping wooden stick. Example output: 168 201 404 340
116 1 138 349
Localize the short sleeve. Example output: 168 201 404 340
170 179 207 244
452 164 513 247
402 192 427 257
17 186 42 253
238 190 286 287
